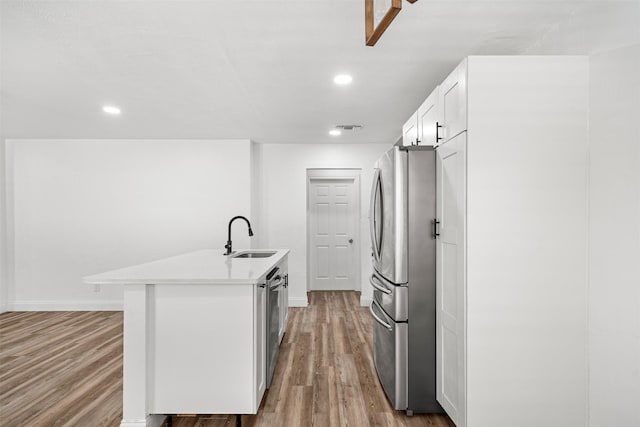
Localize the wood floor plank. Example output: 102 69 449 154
289 332 313 386
311 365 330 415
335 354 370 427
0 292 454 427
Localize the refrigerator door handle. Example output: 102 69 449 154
370 168 382 265
369 300 392 330
369 273 392 295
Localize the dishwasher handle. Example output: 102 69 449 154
269 275 284 289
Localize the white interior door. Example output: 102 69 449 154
308 172 359 291
436 132 466 426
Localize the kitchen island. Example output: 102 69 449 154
84 249 289 427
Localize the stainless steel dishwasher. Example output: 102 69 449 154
266 267 284 388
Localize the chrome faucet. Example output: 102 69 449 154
224 216 254 255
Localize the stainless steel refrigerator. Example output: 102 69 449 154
369 145 440 414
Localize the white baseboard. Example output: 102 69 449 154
9 300 123 311
360 296 372 307
0 303 8 314
119 414 164 427
288 296 308 307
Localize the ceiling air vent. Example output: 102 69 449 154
335 124 364 132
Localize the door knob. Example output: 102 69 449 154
349 238 354 244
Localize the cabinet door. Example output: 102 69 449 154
438 59 467 143
417 86 440 147
402 111 418 146
436 132 466 426
152 284 255 414
255 282 267 407
279 272 288 342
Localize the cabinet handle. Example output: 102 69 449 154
259 283 266 288
284 274 288 288
432 219 440 239
436 122 443 142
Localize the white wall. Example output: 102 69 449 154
260 143 391 307
7 139 251 310
523 3 640 55
588 44 640 427
250 141 266 249
0 139 8 313
3 138 388 310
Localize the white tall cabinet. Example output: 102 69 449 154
429 57 589 427
435 131 466 423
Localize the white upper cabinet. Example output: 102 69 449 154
402 111 419 146
401 58 467 147
438 58 467 143
402 86 441 147
417 86 441 147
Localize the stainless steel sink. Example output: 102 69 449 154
232 251 276 258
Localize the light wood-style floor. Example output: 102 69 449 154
0 291 454 427
0 310 123 426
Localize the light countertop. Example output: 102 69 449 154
83 249 289 285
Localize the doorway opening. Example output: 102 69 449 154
306 169 361 292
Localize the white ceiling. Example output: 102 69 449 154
1 0 639 144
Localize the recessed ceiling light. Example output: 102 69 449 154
333 74 353 85
329 129 342 136
102 105 121 115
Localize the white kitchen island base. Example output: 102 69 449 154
84 249 289 427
